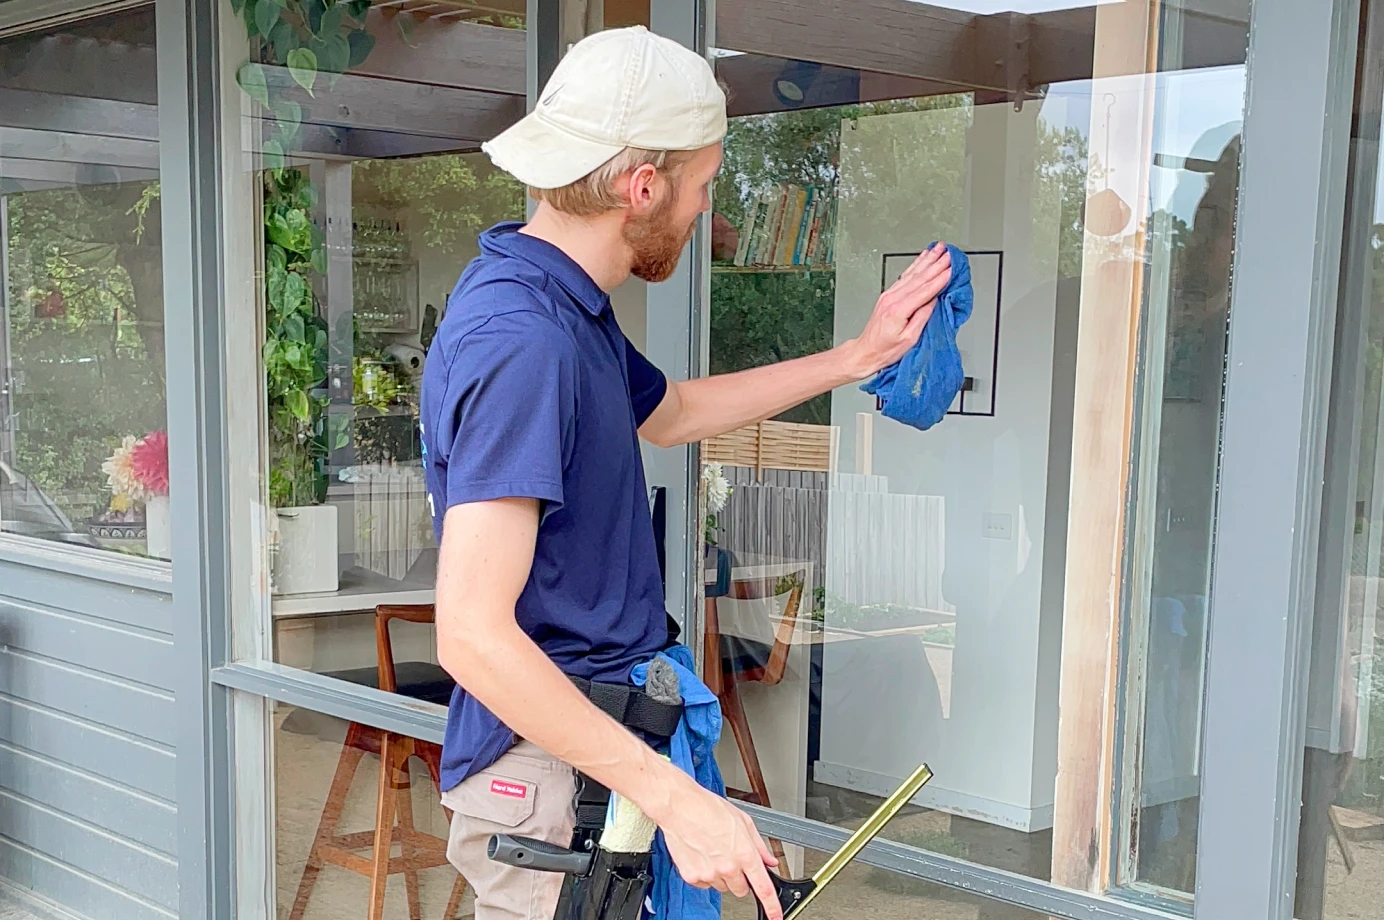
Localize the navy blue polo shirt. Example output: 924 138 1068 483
420 222 671 793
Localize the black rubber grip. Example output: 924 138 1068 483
487 835 594 876
758 874 816 920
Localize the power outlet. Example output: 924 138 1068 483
983 512 1013 540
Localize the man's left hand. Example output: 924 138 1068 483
841 243 952 380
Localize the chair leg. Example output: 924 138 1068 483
443 874 469 920
394 752 424 920
369 735 401 920
720 681 786 862
289 743 365 920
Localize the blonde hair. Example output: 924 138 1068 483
529 147 696 217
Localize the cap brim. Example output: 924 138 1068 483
482 112 625 190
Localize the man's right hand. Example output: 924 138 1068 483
654 776 784 920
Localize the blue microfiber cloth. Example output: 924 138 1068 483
861 243 973 430
630 644 724 920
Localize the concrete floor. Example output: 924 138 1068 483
0 903 44 920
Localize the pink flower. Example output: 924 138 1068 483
130 430 169 497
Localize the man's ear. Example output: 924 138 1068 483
625 162 661 214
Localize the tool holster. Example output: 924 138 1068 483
488 676 682 920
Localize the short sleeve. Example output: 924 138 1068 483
436 310 579 515
625 338 668 427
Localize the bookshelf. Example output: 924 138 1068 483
729 182 838 270
712 264 835 274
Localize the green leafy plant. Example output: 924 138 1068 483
352 356 405 412
261 168 347 508
230 0 380 507
231 0 378 171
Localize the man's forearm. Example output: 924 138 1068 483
437 615 692 823
647 339 872 447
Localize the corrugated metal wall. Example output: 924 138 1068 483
0 556 177 920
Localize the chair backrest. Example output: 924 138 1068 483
711 581 803 687
374 604 436 693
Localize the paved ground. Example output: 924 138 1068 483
0 902 43 920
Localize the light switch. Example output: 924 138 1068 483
983 512 1013 540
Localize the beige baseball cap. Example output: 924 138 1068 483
481 25 728 190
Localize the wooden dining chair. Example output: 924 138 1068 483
288 604 467 920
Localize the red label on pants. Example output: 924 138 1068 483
490 779 528 799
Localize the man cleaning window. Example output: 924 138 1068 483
420 24 953 920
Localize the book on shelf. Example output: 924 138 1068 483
731 183 836 268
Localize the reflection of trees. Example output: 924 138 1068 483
354 154 523 253
710 95 1094 426
4 181 165 522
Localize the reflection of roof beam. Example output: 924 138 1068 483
371 0 525 19
354 9 524 95
0 157 157 192
0 80 507 166
0 87 156 139
0 127 159 170
2 14 527 106
293 125 476 160
716 0 1248 96
264 66 523 141
716 53 975 117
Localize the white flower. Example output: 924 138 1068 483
102 436 153 504
701 462 730 514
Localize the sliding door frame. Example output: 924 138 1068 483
163 0 1360 916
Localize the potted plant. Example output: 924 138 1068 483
262 168 346 595
98 430 170 559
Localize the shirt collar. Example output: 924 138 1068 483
480 222 611 316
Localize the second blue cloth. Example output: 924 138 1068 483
860 243 973 431
630 644 724 920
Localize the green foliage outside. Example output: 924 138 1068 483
354 156 524 254
4 180 166 525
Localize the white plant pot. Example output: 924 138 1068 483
145 495 171 561
273 504 339 596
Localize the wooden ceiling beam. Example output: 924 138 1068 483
716 0 1249 98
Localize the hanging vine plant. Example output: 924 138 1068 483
229 0 382 507
231 0 379 170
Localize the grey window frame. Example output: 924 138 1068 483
0 0 178 582
1194 0 1359 917
142 0 1358 918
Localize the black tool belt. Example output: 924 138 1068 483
567 676 682 842
569 675 682 739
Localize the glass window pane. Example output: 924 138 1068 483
217 5 527 665
273 706 470 919
721 858 1050 920
704 0 1249 898
0 6 170 560
1298 2 1384 916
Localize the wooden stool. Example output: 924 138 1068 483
288 605 467 920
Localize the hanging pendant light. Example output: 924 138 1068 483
1087 93 1133 239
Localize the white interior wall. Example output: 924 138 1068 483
816 97 1075 831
